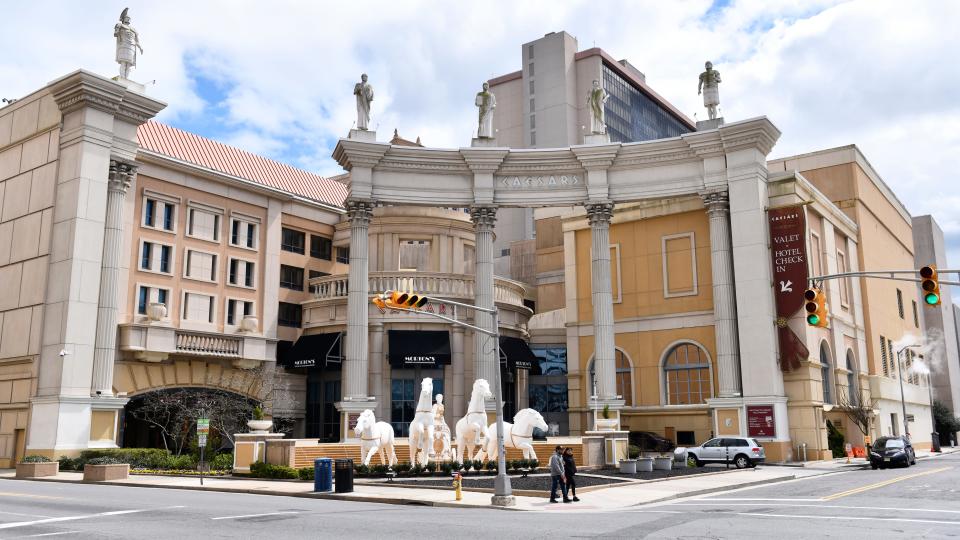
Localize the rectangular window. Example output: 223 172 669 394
280 265 305 291
528 62 534 77
183 292 214 323
244 261 255 287
141 242 152 270
880 336 889 377
137 286 149 315
227 258 256 288
144 199 155 227
530 131 536 146
336 246 350 264
912 300 919 328
529 114 536 130
142 196 176 232
837 250 849 307
137 286 171 316
226 299 255 326
187 208 221 242
529 98 535 111
156 288 168 307
281 227 305 254
159 245 171 273
897 289 904 319
139 241 174 275
278 302 302 328
399 240 431 271
229 259 238 285
227 299 236 325
163 204 174 231
185 250 217 282
888 338 895 377
529 80 534 95
311 235 332 260
229 218 259 250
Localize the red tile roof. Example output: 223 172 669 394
137 121 347 209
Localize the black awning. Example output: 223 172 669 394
288 332 342 369
388 330 451 367
499 336 537 370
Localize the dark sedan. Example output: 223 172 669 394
869 436 916 469
629 431 677 453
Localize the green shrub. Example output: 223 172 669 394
394 462 411 475
410 463 424 475
79 448 169 468
354 464 369 476
370 464 388 476
210 453 234 471
86 456 122 465
485 460 497 472
298 467 315 480
169 454 197 470
58 456 80 471
249 461 298 479
827 420 845 458
529 459 539 469
450 461 463 472
21 455 52 463
628 444 641 459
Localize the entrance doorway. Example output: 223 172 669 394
390 368 444 436
306 369 342 442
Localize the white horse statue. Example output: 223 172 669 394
455 379 492 463
354 409 398 467
480 408 549 461
408 377 436 466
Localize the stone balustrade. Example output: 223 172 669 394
175 332 241 357
309 271 527 308
118 323 275 367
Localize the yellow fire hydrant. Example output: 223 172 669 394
453 472 462 501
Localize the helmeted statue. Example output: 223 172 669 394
698 61 722 120
475 82 496 139
114 8 143 80
354 74 374 131
586 79 608 134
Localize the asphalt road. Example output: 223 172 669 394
1 453 958 539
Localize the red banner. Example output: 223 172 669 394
768 206 810 371
747 405 776 438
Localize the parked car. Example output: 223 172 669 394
629 431 677 453
686 437 766 469
869 436 916 469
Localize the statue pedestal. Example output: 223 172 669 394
696 117 725 130
471 137 499 147
336 398 377 441
111 76 146 93
232 432 285 473
582 133 610 145
349 129 377 142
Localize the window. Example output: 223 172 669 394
399 240 430 271
529 114 536 130
912 300 919 328
888 338 895 377
821 342 833 405
880 336 889 377
282 227 305 254
846 351 859 407
676 431 696 446
528 62 534 77
136 285 170 316
280 265 305 291
837 250 849 307
663 343 712 405
311 235 332 260
588 350 634 406
187 207 221 242
182 292 214 323
139 241 173 275
662 233 697 297
601 63 692 143
501 248 511 257
530 131 536 146
230 217 258 250
810 232 823 277
529 80 534 95
184 250 218 282
336 246 350 264
278 302 302 328
897 289 904 319
228 258 256 288
529 345 569 435
142 195 176 232
226 299 254 326
141 241 152 270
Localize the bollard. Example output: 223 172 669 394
452 472 462 501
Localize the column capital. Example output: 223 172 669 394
701 190 730 214
108 159 137 194
584 201 614 227
470 205 497 231
345 199 375 225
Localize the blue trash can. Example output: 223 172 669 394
314 458 333 492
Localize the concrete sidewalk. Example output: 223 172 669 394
0 466 801 512
778 444 960 470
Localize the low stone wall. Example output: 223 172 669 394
83 464 129 481
16 461 59 478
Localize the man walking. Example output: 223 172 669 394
549 445 571 503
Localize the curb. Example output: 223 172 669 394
628 473 798 507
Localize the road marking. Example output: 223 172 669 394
821 466 952 501
0 510 56 519
21 532 81 538
0 506 184 530
697 498 824 502
737 511 960 526
0 492 64 500
210 511 305 521
671 502 960 514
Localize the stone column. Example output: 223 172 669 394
586 202 616 401
702 191 742 397
90 161 135 396
343 199 374 400
368 322 384 419
451 326 466 418
470 206 497 387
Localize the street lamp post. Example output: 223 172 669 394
896 345 920 439
926 367 942 452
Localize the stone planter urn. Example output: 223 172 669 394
146 302 167 322
83 463 129 481
654 456 673 471
240 315 259 332
636 457 654 473
595 418 618 431
247 419 273 433
16 461 59 478
619 459 637 474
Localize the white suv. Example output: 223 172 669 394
687 437 766 468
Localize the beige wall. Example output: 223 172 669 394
277 212 342 342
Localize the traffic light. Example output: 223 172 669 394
804 287 828 327
372 290 430 311
920 265 941 306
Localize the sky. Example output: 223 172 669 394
2 0 959 279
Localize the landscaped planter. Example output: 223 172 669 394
594 419 618 431
619 459 637 474
247 419 273 433
653 456 673 471
16 461 59 478
636 457 654 472
83 463 129 481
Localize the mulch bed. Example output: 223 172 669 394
596 464 734 480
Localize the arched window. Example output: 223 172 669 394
663 342 712 405
821 342 833 405
846 350 858 407
588 349 634 406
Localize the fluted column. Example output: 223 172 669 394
703 191 742 397
368 322 384 418
586 202 616 400
470 206 497 387
344 199 374 399
451 326 466 418
90 160 134 396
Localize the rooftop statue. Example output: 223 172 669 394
586 79 609 134
698 61 722 120
475 82 497 139
114 8 143 80
354 74 374 131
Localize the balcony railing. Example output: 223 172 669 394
118 324 275 366
309 271 527 308
175 331 242 357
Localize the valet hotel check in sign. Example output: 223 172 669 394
768 205 810 372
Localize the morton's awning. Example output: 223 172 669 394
499 336 537 370
388 330 451 368
287 332 342 369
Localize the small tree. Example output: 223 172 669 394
933 400 960 438
835 384 875 439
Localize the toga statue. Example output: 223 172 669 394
698 61 722 120
354 74 374 131
114 8 143 80
432 394 453 461
586 79 608 134
475 82 496 139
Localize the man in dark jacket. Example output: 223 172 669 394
548 445 570 503
562 447 580 502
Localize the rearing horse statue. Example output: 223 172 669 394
408 377 435 466
455 379 492 463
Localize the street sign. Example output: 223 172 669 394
197 418 210 435
198 433 208 447
747 405 776 438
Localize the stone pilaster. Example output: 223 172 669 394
368 322 385 419
343 199 375 400
470 206 497 388
451 326 466 418
90 160 135 396
586 201 616 401
702 191 742 397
